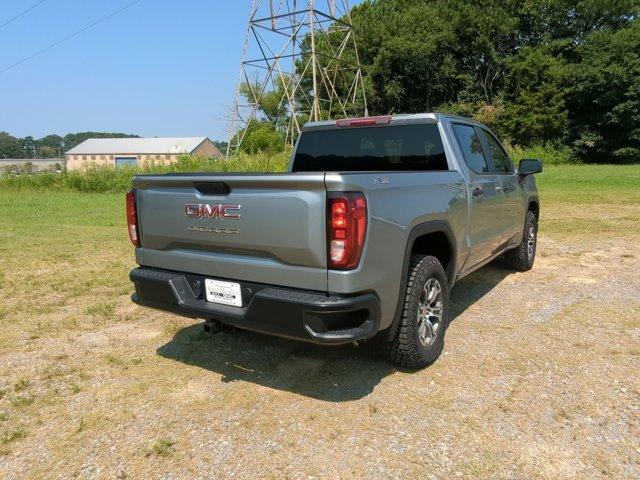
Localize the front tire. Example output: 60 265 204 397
380 255 449 369
503 210 538 271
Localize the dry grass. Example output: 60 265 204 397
0 165 639 479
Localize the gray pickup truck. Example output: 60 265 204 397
127 113 541 368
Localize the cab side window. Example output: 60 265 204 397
479 129 514 174
452 123 489 174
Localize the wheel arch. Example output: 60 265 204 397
527 196 540 219
386 220 457 341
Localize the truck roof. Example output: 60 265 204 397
301 112 480 131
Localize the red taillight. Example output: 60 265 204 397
336 115 392 127
126 189 140 246
327 192 367 270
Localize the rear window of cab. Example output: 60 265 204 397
292 124 448 172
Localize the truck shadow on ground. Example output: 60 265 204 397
157 261 513 402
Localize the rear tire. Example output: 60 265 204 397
379 255 449 369
503 210 538 271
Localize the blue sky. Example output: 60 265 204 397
0 1 288 141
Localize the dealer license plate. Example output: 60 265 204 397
204 279 242 307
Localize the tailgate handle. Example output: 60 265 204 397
194 182 230 195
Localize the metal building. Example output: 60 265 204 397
65 137 222 170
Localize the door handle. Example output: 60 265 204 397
472 186 484 197
502 184 515 193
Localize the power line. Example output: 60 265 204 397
0 0 46 31
0 0 142 76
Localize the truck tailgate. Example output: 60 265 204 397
132 173 328 292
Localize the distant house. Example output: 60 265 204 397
65 137 222 171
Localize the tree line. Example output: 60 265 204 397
0 132 138 159
240 0 639 163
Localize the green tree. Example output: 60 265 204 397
239 76 293 124
236 76 291 154
213 140 229 154
565 21 640 162
310 0 640 161
499 47 569 145
0 132 139 158
21 136 37 158
37 134 64 157
350 0 461 113
62 132 139 151
236 119 286 154
0 132 23 158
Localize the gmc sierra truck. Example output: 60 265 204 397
127 113 542 368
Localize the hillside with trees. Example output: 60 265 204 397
239 0 639 163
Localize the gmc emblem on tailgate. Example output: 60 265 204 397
184 203 242 219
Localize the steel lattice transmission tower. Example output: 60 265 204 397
227 0 368 156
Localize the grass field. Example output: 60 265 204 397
0 153 290 193
0 165 639 478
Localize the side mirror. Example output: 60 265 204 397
518 158 543 176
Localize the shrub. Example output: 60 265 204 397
239 121 287 154
150 438 174 457
506 144 576 166
0 152 291 193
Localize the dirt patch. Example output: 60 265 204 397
1 232 639 478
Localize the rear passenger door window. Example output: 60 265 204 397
478 129 514 174
451 124 489 174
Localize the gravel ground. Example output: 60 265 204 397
1 231 639 479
